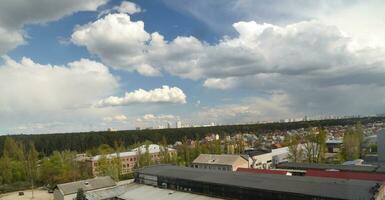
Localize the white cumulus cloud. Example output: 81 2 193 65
137 114 176 122
71 12 385 117
103 114 128 122
97 86 187 107
0 56 120 133
118 1 141 14
0 0 108 55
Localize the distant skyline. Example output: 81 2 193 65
1 0 385 134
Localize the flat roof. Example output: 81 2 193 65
119 183 222 200
86 183 222 200
277 162 379 172
192 154 247 166
57 176 116 195
137 165 382 200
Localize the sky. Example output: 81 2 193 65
1 0 385 134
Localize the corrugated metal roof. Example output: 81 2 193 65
137 165 382 200
192 154 247 166
57 176 116 195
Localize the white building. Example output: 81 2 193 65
248 147 289 169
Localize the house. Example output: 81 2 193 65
192 154 249 171
53 176 116 200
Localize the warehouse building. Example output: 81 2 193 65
134 165 385 200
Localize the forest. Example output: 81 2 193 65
0 116 383 155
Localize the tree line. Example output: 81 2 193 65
1 116 381 155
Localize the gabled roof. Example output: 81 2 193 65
192 154 248 166
56 176 116 195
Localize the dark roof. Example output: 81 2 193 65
244 149 271 157
277 162 379 172
137 165 382 200
375 166 385 173
56 176 116 195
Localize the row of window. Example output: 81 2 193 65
193 164 230 171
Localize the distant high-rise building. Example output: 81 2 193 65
167 122 172 129
176 120 182 128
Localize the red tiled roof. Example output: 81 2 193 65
305 169 385 181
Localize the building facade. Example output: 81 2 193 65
83 144 177 176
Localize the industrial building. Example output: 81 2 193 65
134 165 385 200
192 154 249 171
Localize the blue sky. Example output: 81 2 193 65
1 0 385 134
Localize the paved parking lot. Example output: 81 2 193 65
0 189 53 200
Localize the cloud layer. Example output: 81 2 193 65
97 86 187 107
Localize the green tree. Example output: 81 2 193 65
340 127 361 161
98 144 114 155
0 152 12 184
2 137 25 162
26 143 39 199
316 128 327 163
285 134 303 163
